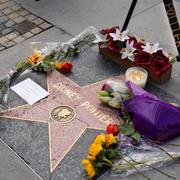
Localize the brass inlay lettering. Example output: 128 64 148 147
80 101 113 124
54 83 82 101
53 83 114 125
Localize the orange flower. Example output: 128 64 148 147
93 134 106 145
55 61 73 73
28 51 43 65
105 134 117 147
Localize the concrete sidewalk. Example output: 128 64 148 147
11 0 180 100
0 1 180 180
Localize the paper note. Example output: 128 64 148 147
11 78 49 105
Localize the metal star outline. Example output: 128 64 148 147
0 71 123 172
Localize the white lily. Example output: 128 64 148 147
142 42 162 54
162 49 173 59
162 50 175 61
162 49 169 57
121 41 136 61
109 29 129 41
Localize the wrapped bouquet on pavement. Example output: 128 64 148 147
85 80 180 179
97 79 130 109
82 126 180 180
0 26 100 111
0 60 29 111
110 135 180 179
124 81 180 142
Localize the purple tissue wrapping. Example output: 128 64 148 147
124 81 180 142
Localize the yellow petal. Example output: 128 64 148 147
106 134 117 147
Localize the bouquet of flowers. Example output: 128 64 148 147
0 60 29 111
124 81 180 142
0 26 100 111
82 133 119 179
82 125 180 180
97 79 130 109
82 80 180 179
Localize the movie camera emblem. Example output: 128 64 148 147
50 106 76 123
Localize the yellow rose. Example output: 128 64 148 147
88 143 103 160
82 159 96 179
28 51 43 65
93 134 106 145
106 134 117 147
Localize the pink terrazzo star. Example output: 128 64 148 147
1 71 124 172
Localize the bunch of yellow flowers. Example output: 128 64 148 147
82 133 118 179
27 50 44 65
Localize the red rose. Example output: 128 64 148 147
135 51 152 67
108 40 122 53
101 26 119 35
55 61 73 73
150 50 171 76
106 124 119 136
133 42 145 51
102 26 120 42
128 36 138 44
128 36 144 51
150 60 171 76
151 50 168 61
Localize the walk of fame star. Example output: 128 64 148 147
0 71 123 172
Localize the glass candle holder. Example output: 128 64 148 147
125 67 148 88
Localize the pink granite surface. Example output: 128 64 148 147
1 71 124 171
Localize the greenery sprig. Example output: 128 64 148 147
119 107 140 141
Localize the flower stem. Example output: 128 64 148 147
124 154 176 179
145 138 180 165
119 155 151 180
102 157 113 167
149 140 180 147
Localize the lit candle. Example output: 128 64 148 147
125 67 148 88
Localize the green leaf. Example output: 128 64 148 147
169 57 177 65
131 132 141 141
122 111 132 124
120 124 135 135
15 60 29 72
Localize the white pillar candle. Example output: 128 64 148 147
125 67 148 88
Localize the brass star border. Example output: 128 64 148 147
0 71 123 173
